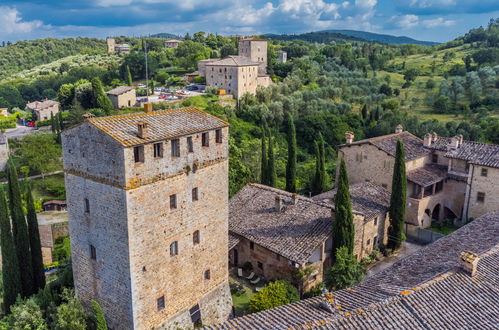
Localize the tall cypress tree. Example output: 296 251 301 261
388 140 407 250
285 114 297 193
125 65 133 86
7 159 34 297
332 158 355 262
26 182 45 292
267 132 277 188
260 129 268 185
0 189 22 312
92 300 109 330
91 77 113 114
50 112 56 134
311 134 327 195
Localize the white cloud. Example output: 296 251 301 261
409 0 456 8
422 17 455 27
392 14 419 29
0 6 45 38
95 0 133 7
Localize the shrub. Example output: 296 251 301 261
303 283 324 299
325 247 365 290
242 261 253 272
248 280 299 313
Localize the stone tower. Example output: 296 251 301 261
106 37 115 54
238 38 268 75
62 106 232 329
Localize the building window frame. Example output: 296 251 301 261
204 269 211 280
192 187 199 201
250 242 254 250
134 145 144 163
193 230 200 245
257 262 263 270
477 192 485 203
170 241 178 256
216 129 222 143
90 245 96 260
202 132 209 147
432 154 438 163
157 296 165 311
153 142 163 158
171 139 180 157
187 136 193 153
481 168 488 177
84 198 90 213
170 194 177 209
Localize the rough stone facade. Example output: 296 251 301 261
238 38 268 75
26 100 60 121
107 87 137 109
466 165 499 219
206 64 259 99
0 132 9 171
62 109 232 329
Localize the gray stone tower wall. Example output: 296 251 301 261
238 39 268 75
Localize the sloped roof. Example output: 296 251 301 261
208 212 499 329
229 184 333 264
312 182 390 220
426 137 499 168
207 56 259 67
106 86 134 96
26 99 59 111
339 131 429 161
228 233 241 251
86 107 228 147
407 164 448 187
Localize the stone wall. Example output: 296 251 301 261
468 166 499 219
238 39 267 75
351 213 389 261
34 103 59 121
206 65 259 99
109 89 137 109
0 141 9 171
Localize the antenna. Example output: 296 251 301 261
144 39 149 97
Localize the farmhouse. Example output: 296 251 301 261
26 99 60 121
106 86 137 109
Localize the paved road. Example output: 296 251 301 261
0 170 63 183
6 125 50 139
366 241 424 277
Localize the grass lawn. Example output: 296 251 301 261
31 173 66 202
427 222 459 235
229 274 256 316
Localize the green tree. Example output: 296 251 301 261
91 77 113 114
387 140 407 250
0 190 22 313
125 65 133 86
26 183 46 292
229 138 252 197
92 300 108 330
3 297 48 329
267 132 277 187
325 247 365 290
248 280 299 313
285 114 297 193
332 158 355 261
54 289 88 330
7 159 34 298
15 133 62 178
260 129 268 185
311 134 327 195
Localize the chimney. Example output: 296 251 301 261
423 133 432 147
275 195 283 212
319 292 337 313
144 103 153 114
457 134 463 146
137 122 148 139
292 193 298 205
431 132 438 143
345 131 354 145
450 135 460 149
459 251 480 277
395 124 403 134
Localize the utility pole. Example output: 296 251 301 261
144 39 149 97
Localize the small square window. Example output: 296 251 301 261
204 269 211 280
216 129 222 143
250 242 254 250
170 194 177 209
90 245 96 260
170 241 178 256
481 168 488 177
171 139 180 157
257 262 263 270
432 154 438 163
153 143 163 158
187 136 193 153
477 192 485 203
193 230 200 245
134 146 144 163
157 296 165 311
202 132 209 147
374 217 378 226
192 188 199 201
84 198 90 213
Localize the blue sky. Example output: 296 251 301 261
1 0 498 42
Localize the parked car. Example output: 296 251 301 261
137 84 146 88
154 87 163 92
186 85 199 91
137 97 148 102
159 94 167 99
25 121 36 127
177 90 190 95
167 95 179 100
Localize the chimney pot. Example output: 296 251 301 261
423 133 432 147
431 132 438 143
450 135 461 149
292 193 298 205
395 124 403 134
137 121 148 139
459 251 479 277
275 195 283 212
144 103 153 114
345 131 354 145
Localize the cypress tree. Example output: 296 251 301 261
388 140 407 250
92 300 108 330
332 158 355 262
26 182 45 292
0 189 22 313
267 132 277 187
50 112 56 134
285 114 297 193
91 77 113 114
125 65 133 86
7 159 34 297
260 129 268 185
311 141 322 195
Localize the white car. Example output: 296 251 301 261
137 84 146 88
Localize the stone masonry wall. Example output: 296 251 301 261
0 142 9 171
468 166 499 219
109 89 137 109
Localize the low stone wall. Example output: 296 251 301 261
405 223 444 244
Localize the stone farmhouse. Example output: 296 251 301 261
228 182 390 290
106 37 130 54
209 211 499 329
106 86 137 109
164 39 182 48
338 126 499 228
194 38 272 99
62 105 232 329
26 99 60 121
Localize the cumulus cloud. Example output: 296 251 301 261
392 14 419 29
0 6 44 36
422 17 455 27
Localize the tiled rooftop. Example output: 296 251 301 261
207 56 259 67
88 107 228 147
26 99 59 110
228 233 240 251
312 182 390 220
407 164 448 187
209 212 499 329
106 86 134 96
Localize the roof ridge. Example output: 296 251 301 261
248 183 333 209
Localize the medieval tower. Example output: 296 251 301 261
238 38 268 75
62 105 232 329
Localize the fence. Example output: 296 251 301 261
405 223 444 244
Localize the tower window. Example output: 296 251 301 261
193 230 200 245
90 245 96 260
477 192 485 203
84 198 90 213
171 139 180 157
187 136 193 153
170 241 178 256
170 194 177 209
204 269 211 280
153 143 163 158
374 217 378 226
157 296 165 311
481 168 488 177
134 146 144 163
192 188 199 201
250 242 254 250
216 129 222 143
202 132 209 147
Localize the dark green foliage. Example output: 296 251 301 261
125 65 133 86
311 133 327 195
92 300 108 330
285 114 297 193
248 280 299 313
388 140 407 250
267 132 277 187
325 247 365 290
0 190 22 313
260 129 268 185
91 78 113 114
26 183 46 292
332 158 355 261
7 159 34 297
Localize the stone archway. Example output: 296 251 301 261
431 204 441 221
444 207 458 220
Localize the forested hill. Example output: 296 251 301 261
323 30 439 46
265 31 364 44
149 33 182 39
0 38 106 80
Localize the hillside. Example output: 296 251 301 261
149 33 182 39
323 29 439 46
0 38 106 80
265 31 364 44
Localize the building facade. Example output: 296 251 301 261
0 131 8 171
62 105 232 329
106 86 137 109
238 38 268 75
106 38 130 54
26 99 60 121
164 39 182 48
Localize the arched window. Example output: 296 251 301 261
170 241 178 256
193 230 200 245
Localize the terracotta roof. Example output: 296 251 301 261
229 184 333 264
26 100 59 111
207 56 259 67
106 86 134 96
340 131 429 161
87 107 228 147
407 164 447 187
208 212 499 329
312 182 390 220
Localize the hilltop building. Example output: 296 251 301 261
209 211 499 329
106 86 137 109
106 38 130 54
228 183 390 290
164 39 182 48
62 105 232 329
277 50 288 63
26 99 60 121
338 126 499 227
